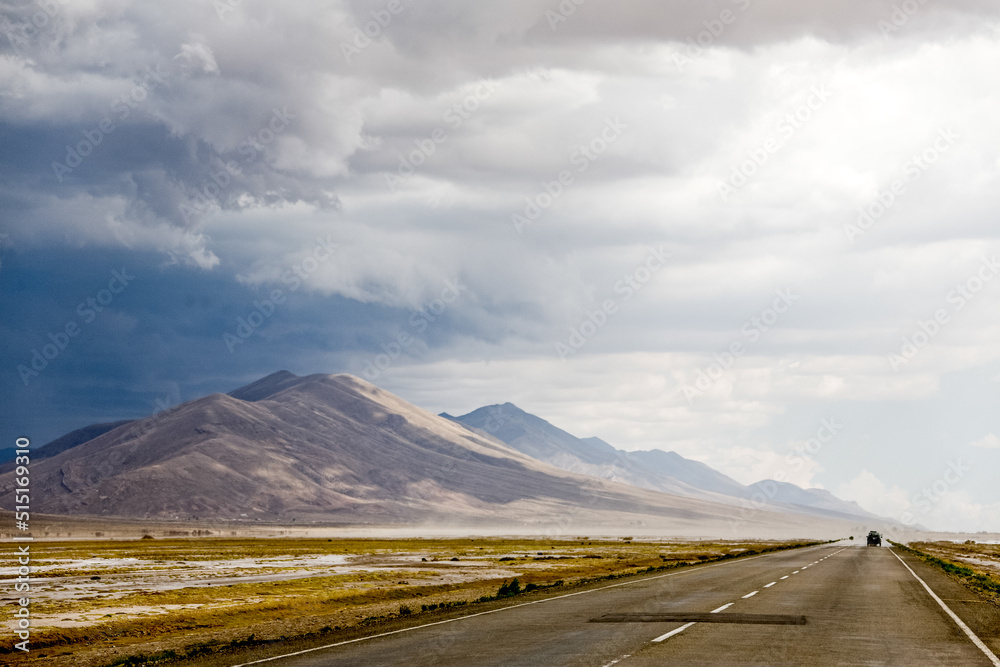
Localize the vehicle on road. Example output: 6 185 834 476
867 531 882 546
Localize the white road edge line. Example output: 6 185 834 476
742 591 758 599
652 622 697 643
711 603 734 613
889 548 1000 667
229 544 832 666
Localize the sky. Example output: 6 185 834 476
2 0 999 532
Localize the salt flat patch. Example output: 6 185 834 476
4 547 544 619
951 554 1000 577
7 556 142 574
314 554 351 565
32 602 238 628
0 553 372 612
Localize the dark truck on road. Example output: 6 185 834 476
867 531 882 546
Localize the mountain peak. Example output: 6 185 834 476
478 402 526 415
228 370 301 402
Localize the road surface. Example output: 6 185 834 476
230 543 1000 666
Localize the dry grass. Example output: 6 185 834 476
904 540 1000 605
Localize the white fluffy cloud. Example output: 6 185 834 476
837 470 912 521
971 434 1000 450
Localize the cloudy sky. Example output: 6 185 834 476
2 0 999 532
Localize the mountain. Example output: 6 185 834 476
448 403 875 522
0 420 132 468
446 403 619 467
743 480 877 521
0 372 844 536
625 449 749 498
447 403 748 502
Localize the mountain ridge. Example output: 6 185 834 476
0 372 855 536
0 371 873 536
447 402 877 523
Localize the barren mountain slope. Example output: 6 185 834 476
0 372 855 536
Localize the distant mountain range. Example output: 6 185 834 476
446 403 876 522
0 371 875 536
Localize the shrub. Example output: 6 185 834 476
497 578 522 598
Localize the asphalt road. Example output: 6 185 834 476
231 543 1000 666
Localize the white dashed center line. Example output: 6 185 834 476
645 546 847 650
652 600 739 643
652 622 696 643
